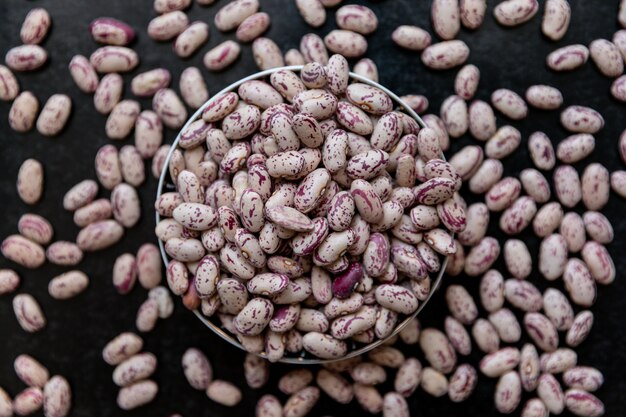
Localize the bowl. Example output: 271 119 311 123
156 65 448 364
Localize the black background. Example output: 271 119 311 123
1 0 625 416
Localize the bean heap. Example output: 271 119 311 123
0 355 70 417
157 57 456 362
1 0 626 416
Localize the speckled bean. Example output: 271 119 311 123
174 21 209 57
564 389 605 417
153 88 187 129
468 100 496 141
563 366 603 392
566 310 594 347
495 371 522 413
464 237 500 276
76 220 124 251
460 0 486 29
494 0 539 26
36 94 71 136
468 159 503 194
13 294 45 332
520 168 551 203
5 45 47 71
562 258 597 307
543 288 574 331
554 165 581 208
527 131 556 170
89 17 135 46
581 163 609 211
537 373 565 414
392 25 432 51
421 40 470 70
547 44 589 71
117 380 158 410
0 65 19 101
90 46 138 73
589 38 624 78
214 0 259 31
252 37 284 70
455 64 480 99
478 270 504 314
13 386 43 415
525 312 559 352
561 105 604 134
420 367 448 397
148 11 188 41
485 125 521 159
542 0 571 40
113 353 157 387
492 89 528 120
49 270 89 299
204 41 241 71
9 91 39 132
525 85 563 110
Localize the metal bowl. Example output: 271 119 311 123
156 65 448 364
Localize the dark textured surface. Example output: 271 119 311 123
0 0 625 416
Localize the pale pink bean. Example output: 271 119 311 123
611 75 626 101
89 17 135 45
9 91 39 133
525 85 563 110
542 0 571 41
491 89 528 120
468 100 496 141
174 21 209 58
21 8 51 44
455 64 480 100
460 0 486 29
299 33 329 64
353 58 379 82
5 45 47 71
0 65 19 101
0 269 20 295
528 131 556 170
553 165 582 208
421 40 470 70
566 310 594 347
147 11 189 41
589 38 624 78
547 44 589 71
494 0 539 26
69 55 99 93
214 0 259 32
89 46 139 73
431 0 461 40
324 30 367 58
564 389 605 417
611 170 626 198
236 12 270 42
46 241 84 266
36 94 72 136
295 0 326 28
392 25 432 51
94 73 123 114
204 41 241 71
13 294 46 332
252 37 284 70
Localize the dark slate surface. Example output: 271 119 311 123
0 0 625 416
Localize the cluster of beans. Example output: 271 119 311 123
0 355 70 417
101 332 163 410
157 55 457 362
1 0 626 416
